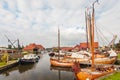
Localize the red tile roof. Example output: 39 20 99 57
23 43 45 51
80 42 98 48
72 42 99 51
61 47 73 51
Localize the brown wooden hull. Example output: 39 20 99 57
72 62 115 80
95 54 106 58
76 70 114 80
50 58 74 67
64 56 90 62
94 57 117 64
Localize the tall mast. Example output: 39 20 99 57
91 0 98 71
91 2 95 70
88 12 92 53
58 26 60 60
85 9 89 51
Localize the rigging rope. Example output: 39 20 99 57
94 20 111 46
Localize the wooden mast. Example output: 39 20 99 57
91 2 95 70
58 26 60 60
85 9 89 51
86 9 92 53
91 0 98 71
88 12 92 56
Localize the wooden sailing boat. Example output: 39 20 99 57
72 1 115 80
50 58 74 67
50 27 74 67
85 0 117 65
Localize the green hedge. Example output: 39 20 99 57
101 72 120 80
118 53 120 59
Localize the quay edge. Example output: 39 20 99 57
0 61 18 73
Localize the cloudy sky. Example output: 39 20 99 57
0 0 120 48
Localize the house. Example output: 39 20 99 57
61 47 73 52
23 43 45 53
80 42 98 50
72 42 99 51
0 47 7 54
52 47 73 52
72 45 81 52
0 47 17 54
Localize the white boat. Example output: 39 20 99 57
19 54 40 64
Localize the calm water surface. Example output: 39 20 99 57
0 53 75 80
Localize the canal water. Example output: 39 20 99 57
0 53 75 80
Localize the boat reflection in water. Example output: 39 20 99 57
1 63 37 76
50 66 72 72
0 54 74 80
18 64 37 73
50 66 73 80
